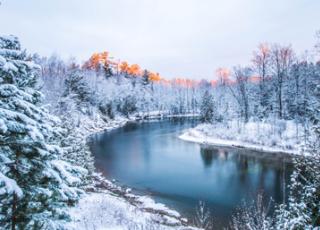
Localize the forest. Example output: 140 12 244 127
0 0 319 226
0 31 319 229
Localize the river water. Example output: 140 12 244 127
90 119 293 228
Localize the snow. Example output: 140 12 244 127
0 118 8 133
63 116 200 230
134 111 199 120
136 196 181 218
179 120 306 155
3 61 18 72
0 171 23 198
51 160 86 185
66 192 198 230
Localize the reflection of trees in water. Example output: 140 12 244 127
200 147 230 168
200 148 219 168
274 163 288 204
236 153 269 189
238 154 249 184
235 151 291 205
218 149 229 160
123 122 138 131
258 164 268 191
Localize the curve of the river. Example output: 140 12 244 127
89 119 293 228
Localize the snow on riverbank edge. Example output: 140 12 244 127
67 114 200 230
66 175 198 230
179 122 304 156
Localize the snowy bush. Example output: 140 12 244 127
230 193 273 230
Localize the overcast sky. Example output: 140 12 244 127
0 0 319 79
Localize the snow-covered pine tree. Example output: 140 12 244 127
118 95 137 117
58 96 95 188
274 84 320 229
200 90 216 123
141 70 150 85
63 66 93 114
0 35 85 229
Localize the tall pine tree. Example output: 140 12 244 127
0 35 85 229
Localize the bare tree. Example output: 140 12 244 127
230 193 273 230
193 201 214 230
270 44 294 119
228 67 252 123
252 43 271 117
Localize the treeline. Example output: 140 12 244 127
35 54 206 120
201 43 320 125
37 40 320 130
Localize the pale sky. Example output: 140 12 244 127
0 0 319 79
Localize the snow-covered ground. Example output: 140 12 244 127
66 114 199 230
180 120 308 155
134 111 199 120
66 190 197 230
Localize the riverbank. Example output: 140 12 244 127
66 174 197 230
81 111 199 137
67 114 200 230
179 121 307 156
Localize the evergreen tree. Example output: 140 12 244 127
0 35 84 229
63 67 93 112
103 64 113 79
58 98 95 188
142 70 150 85
274 85 320 229
200 90 215 123
98 100 114 119
119 95 137 117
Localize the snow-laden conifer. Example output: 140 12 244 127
0 35 85 229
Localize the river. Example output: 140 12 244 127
89 119 293 228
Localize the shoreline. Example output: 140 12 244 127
179 128 302 156
69 114 200 229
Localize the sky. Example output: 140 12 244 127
0 0 319 80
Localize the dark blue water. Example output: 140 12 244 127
90 119 293 228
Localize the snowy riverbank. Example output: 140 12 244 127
67 114 199 230
179 120 307 156
79 111 199 137
66 174 198 230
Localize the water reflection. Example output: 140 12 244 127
200 148 216 167
89 119 294 229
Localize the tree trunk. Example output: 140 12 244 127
278 75 283 119
11 193 17 230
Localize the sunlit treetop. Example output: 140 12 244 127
83 52 262 87
83 51 109 70
119 61 129 73
148 72 161 82
210 80 218 87
127 64 142 76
